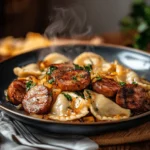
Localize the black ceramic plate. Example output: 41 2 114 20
0 44 150 135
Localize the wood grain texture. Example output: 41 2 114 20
90 122 150 145
89 121 150 150
98 141 150 150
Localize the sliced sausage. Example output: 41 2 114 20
92 78 120 97
48 63 75 79
56 70 91 91
116 84 150 112
7 79 26 105
50 63 74 71
22 85 52 114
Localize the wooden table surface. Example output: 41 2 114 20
89 121 150 150
98 141 150 150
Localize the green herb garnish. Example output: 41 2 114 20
74 63 92 72
120 0 150 50
62 93 72 101
80 74 84 78
74 91 85 99
72 76 77 81
96 76 102 81
26 81 36 91
48 78 55 84
119 82 126 86
47 66 57 75
74 64 84 70
132 81 138 85
86 90 92 99
84 64 92 72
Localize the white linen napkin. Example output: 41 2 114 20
0 111 99 150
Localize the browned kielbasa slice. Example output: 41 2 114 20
22 85 52 114
48 63 75 79
7 79 26 105
116 84 150 112
51 63 74 71
92 78 120 97
56 70 90 91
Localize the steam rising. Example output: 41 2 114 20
44 5 92 38
39 5 99 61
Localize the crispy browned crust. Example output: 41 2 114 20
7 79 26 105
116 84 150 112
56 70 91 91
92 78 120 97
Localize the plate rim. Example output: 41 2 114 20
0 104 150 125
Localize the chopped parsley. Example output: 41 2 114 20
96 76 102 81
86 90 92 99
80 74 84 78
119 82 126 86
84 64 92 72
74 64 84 70
48 78 55 84
47 66 57 75
26 81 36 91
132 81 138 85
72 76 77 81
62 93 72 101
74 63 92 72
74 91 85 99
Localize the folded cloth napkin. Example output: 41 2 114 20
0 112 99 150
